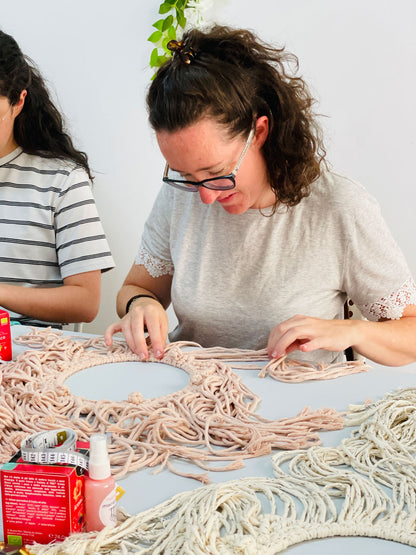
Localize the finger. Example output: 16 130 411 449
146 316 167 359
300 336 344 353
267 327 283 357
161 316 169 345
269 339 305 358
124 325 149 360
286 339 310 354
127 315 150 360
104 322 121 346
267 316 308 357
299 339 320 352
270 327 311 358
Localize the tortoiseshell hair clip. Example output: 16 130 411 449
167 39 196 65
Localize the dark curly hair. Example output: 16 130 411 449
147 25 326 209
0 29 93 180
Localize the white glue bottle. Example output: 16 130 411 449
84 434 117 532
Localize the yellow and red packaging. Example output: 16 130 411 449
0 309 12 362
0 442 88 546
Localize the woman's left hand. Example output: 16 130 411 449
267 315 357 359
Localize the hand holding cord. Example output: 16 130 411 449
105 293 168 361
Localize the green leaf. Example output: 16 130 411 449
176 10 186 28
162 36 171 51
167 25 176 40
159 3 172 14
152 19 165 31
162 14 173 31
158 54 171 66
147 30 163 43
149 0 201 77
150 47 160 67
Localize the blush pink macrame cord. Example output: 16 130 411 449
0 328 367 483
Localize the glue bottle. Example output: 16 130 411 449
84 434 117 532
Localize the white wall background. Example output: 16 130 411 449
1 0 415 334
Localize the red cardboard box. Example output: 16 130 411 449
0 309 12 362
1 443 88 546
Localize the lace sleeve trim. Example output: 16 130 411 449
135 246 174 278
359 276 416 321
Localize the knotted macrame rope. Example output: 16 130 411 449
0 329 366 482
29 387 416 554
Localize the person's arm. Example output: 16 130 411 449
105 263 173 360
0 270 101 323
267 304 416 366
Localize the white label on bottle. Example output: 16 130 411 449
99 487 117 528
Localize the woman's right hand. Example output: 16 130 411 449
104 297 169 360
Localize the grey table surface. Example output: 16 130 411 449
2 325 416 553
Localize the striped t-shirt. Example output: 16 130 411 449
0 147 114 326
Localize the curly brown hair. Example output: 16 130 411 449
147 25 326 210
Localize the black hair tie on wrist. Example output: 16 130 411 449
125 294 157 314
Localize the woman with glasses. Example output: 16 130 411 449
0 30 114 327
105 25 416 367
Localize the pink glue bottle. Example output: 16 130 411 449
84 434 117 532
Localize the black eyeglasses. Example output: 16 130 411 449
162 128 255 192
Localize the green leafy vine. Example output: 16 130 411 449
148 0 206 75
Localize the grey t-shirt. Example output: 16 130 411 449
136 170 415 363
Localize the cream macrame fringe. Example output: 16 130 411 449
29 387 416 554
0 329 366 483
